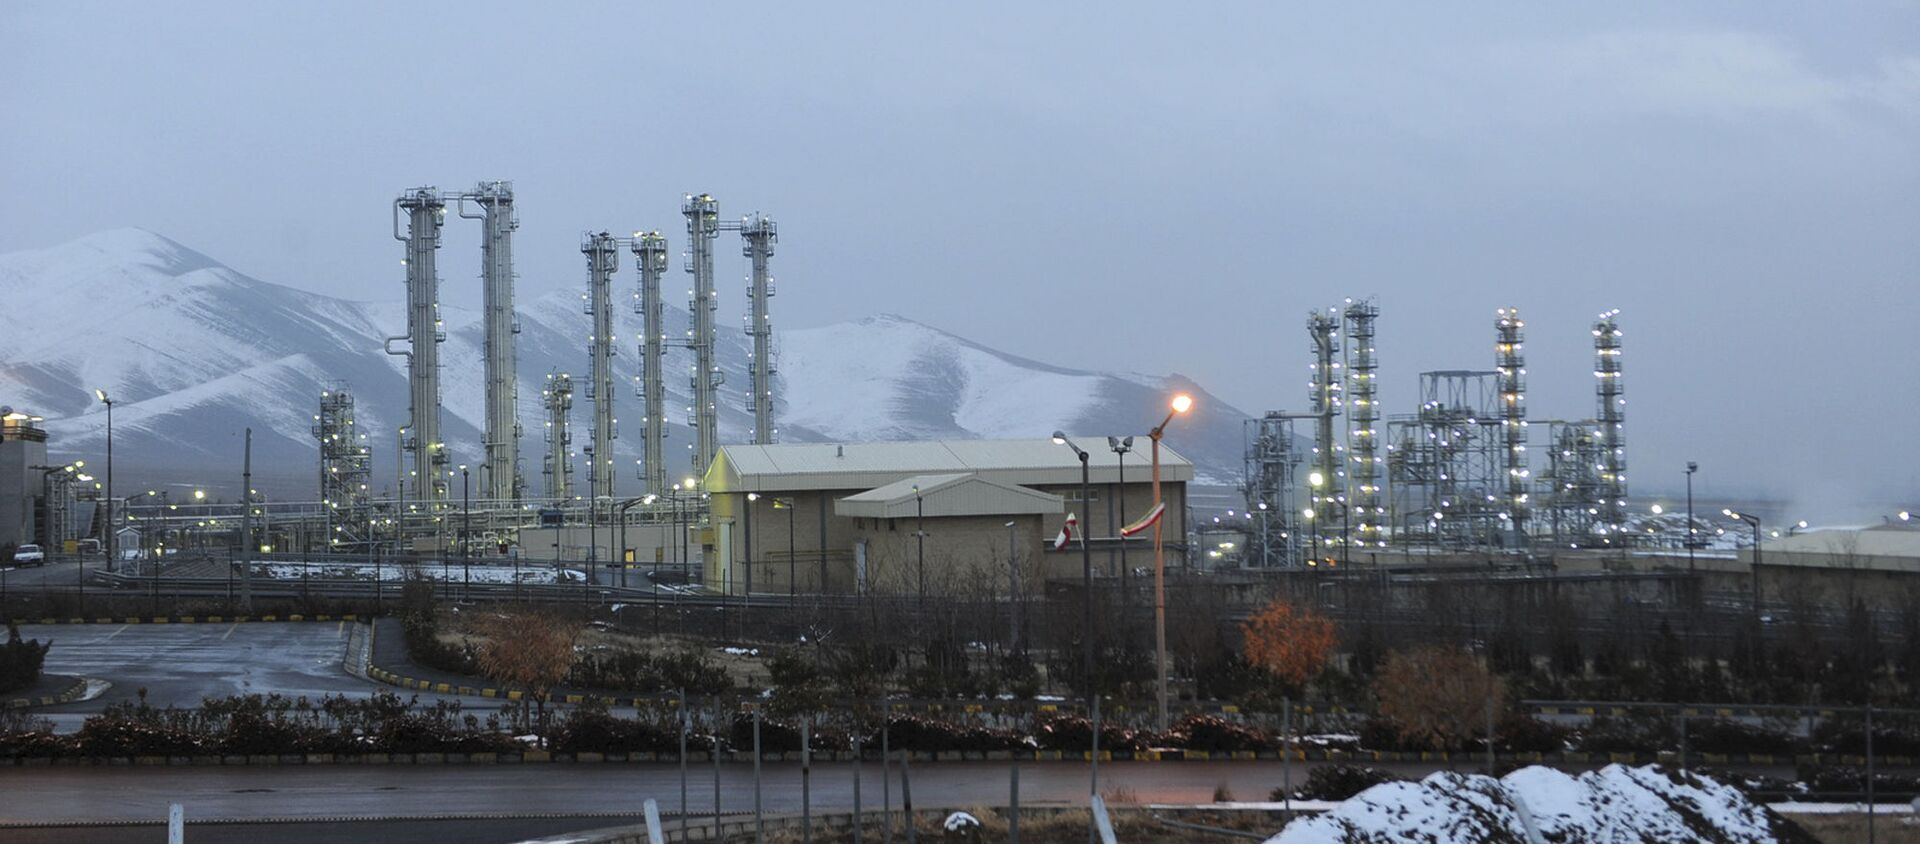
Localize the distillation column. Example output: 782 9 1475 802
583 233 620 500
1306 310 1342 555
742 214 778 444
462 181 522 503
390 188 448 506
1593 309 1627 535
632 232 670 497
1495 308 1530 543
542 373 575 502
681 194 725 480
1343 299 1383 548
314 385 372 549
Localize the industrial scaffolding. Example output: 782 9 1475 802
458 181 523 504
681 194 727 481
1306 310 1343 554
1243 411 1307 567
1343 299 1383 548
582 232 621 500
388 187 449 508
313 385 372 549
1495 308 1530 545
1593 310 1627 536
742 213 778 445
1386 370 1510 549
631 231 670 497
542 372 575 502
1536 419 1608 544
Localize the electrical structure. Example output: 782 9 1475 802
631 231 670 497
542 372 575 502
1494 308 1529 545
458 181 523 503
582 232 620 500
1242 412 1305 567
1593 309 1627 536
1306 310 1343 554
1386 370 1507 548
742 214 778 444
313 385 372 549
1343 299 1383 548
387 187 449 507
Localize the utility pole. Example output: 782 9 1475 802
240 428 253 613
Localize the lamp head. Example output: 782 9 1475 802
94 388 109 404
1171 394 1193 414
1051 431 1068 445
1687 461 1698 473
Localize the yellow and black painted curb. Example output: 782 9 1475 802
11 614 360 626
3 675 87 710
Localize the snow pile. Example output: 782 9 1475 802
1268 764 1807 844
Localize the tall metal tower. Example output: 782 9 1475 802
1494 308 1529 543
582 232 620 500
680 194 747 480
388 187 448 507
742 214 778 444
1243 412 1304 567
631 232 670 497
313 385 372 549
542 373 575 502
1593 309 1627 536
1343 299 1383 548
1306 310 1342 553
459 181 522 503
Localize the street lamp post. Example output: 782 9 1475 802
461 466 471 602
1108 437 1133 592
777 497 796 597
1147 394 1192 733
1725 509 1763 617
93 389 114 611
1050 432 1095 715
1685 462 1698 573
744 492 758 597
913 485 925 607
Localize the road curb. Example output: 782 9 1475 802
2 674 87 710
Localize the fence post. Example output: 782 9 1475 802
1485 696 1495 773
754 707 764 843
1677 706 1688 774
1865 703 1875 844
679 689 688 835
802 716 813 844
167 803 184 844
1090 794 1118 844
643 798 665 844
714 698 723 842
1009 760 1020 844
854 725 864 844
1282 697 1292 816
882 706 893 844
901 750 915 844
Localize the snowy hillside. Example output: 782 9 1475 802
1270 765 1812 844
0 229 1250 493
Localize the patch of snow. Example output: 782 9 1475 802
943 811 982 832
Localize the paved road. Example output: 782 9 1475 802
0 759 1313 824
5 817 636 844
16 621 505 731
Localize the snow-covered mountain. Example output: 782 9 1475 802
0 229 1250 495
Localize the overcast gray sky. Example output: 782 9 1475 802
3 2 1916 515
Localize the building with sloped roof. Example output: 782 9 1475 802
701 439 1193 595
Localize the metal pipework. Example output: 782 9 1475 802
582 232 621 500
457 181 523 504
741 214 778 445
1593 309 1627 534
388 187 449 507
1495 307 1529 544
681 194 724 480
542 372 575 502
631 232 670 497
1306 310 1341 558
1343 298 1382 548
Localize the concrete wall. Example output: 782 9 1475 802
0 427 48 548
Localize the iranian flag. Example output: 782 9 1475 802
1119 502 1166 537
1053 513 1078 550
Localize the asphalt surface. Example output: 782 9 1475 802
0 759 1314 824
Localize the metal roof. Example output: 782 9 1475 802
705 438 1194 493
835 473 1065 519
